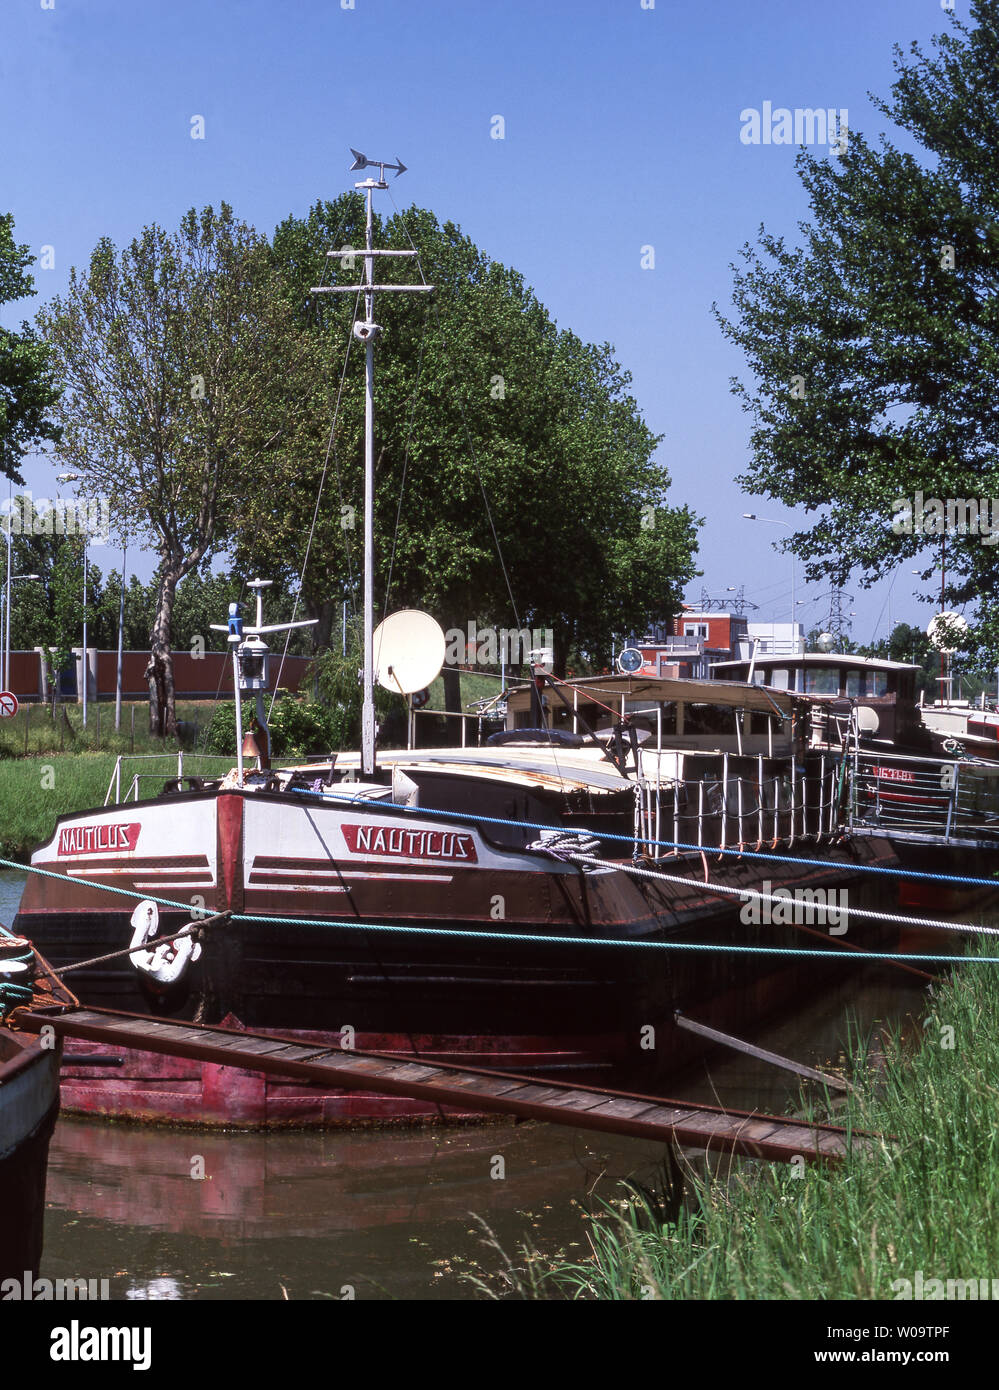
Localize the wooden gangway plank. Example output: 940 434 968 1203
11 1005 871 1164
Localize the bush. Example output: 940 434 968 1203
201 696 344 760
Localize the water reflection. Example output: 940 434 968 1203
38 966 927 1300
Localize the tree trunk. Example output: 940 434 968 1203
146 566 181 737
553 628 570 680
442 665 463 744
312 599 335 654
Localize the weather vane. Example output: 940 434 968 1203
349 148 407 183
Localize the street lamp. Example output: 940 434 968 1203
743 513 797 653
1 571 41 690
56 473 88 727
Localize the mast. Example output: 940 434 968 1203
313 150 432 777
211 580 317 784
362 181 376 778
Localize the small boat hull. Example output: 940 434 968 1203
0 1030 62 1279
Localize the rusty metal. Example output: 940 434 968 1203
11 1004 879 1163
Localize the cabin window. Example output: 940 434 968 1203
684 703 732 736
683 622 710 638
804 668 839 695
768 668 789 690
845 670 889 698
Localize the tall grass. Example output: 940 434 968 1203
0 755 122 860
479 948 999 1299
0 749 235 860
0 700 212 759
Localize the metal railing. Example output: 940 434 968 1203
846 749 999 846
646 754 840 858
104 753 236 806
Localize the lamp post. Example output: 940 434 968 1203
2 507 10 690
1 571 41 690
743 514 797 653
56 473 88 726
115 537 127 731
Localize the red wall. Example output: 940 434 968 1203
5 651 41 697
12 650 314 700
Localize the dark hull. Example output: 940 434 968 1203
15 811 905 1128
0 1032 61 1278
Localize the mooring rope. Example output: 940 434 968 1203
282 785 999 890
3 850 998 971
53 912 231 977
554 850 999 939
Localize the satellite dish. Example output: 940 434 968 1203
854 706 880 734
815 632 835 653
618 647 644 674
373 610 446 695
927 611 969 655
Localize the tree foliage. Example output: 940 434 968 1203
0 214 61 482
715 0 999 663
37 205 300 733
229 197 700 674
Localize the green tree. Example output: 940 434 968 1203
229 197 700 685
0 214 61 482
3 494 102 705
37 205 302 735
716 1 999 662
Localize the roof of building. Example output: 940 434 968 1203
711 653 920 674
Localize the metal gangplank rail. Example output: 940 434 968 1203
12 1005 870 1164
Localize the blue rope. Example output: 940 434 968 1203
287 786 999 890
233 911 997 964
0 948 35 1018
2 836 997 969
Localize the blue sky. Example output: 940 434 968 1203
0 0 961 645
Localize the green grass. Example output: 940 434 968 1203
0 754 123 861
0 748 237 861
425 670 505 710
470 945 999 1299
0 700 216 759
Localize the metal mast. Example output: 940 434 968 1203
313 150 432 776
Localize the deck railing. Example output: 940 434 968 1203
641 753 840 858
103 753 236 806
846 748 999 847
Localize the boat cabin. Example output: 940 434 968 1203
503 674 798 757
709 653 923 749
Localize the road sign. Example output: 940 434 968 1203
0 691 18 719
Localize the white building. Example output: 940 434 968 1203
738 621 805 659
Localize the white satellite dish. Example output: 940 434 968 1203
854 706 880 735
373 610 446 695
815 632 835 653
927 611 969 655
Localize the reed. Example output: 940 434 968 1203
496 946 999 1299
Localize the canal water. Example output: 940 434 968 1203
1 868 928 1300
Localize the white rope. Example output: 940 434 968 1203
553 850 999 939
